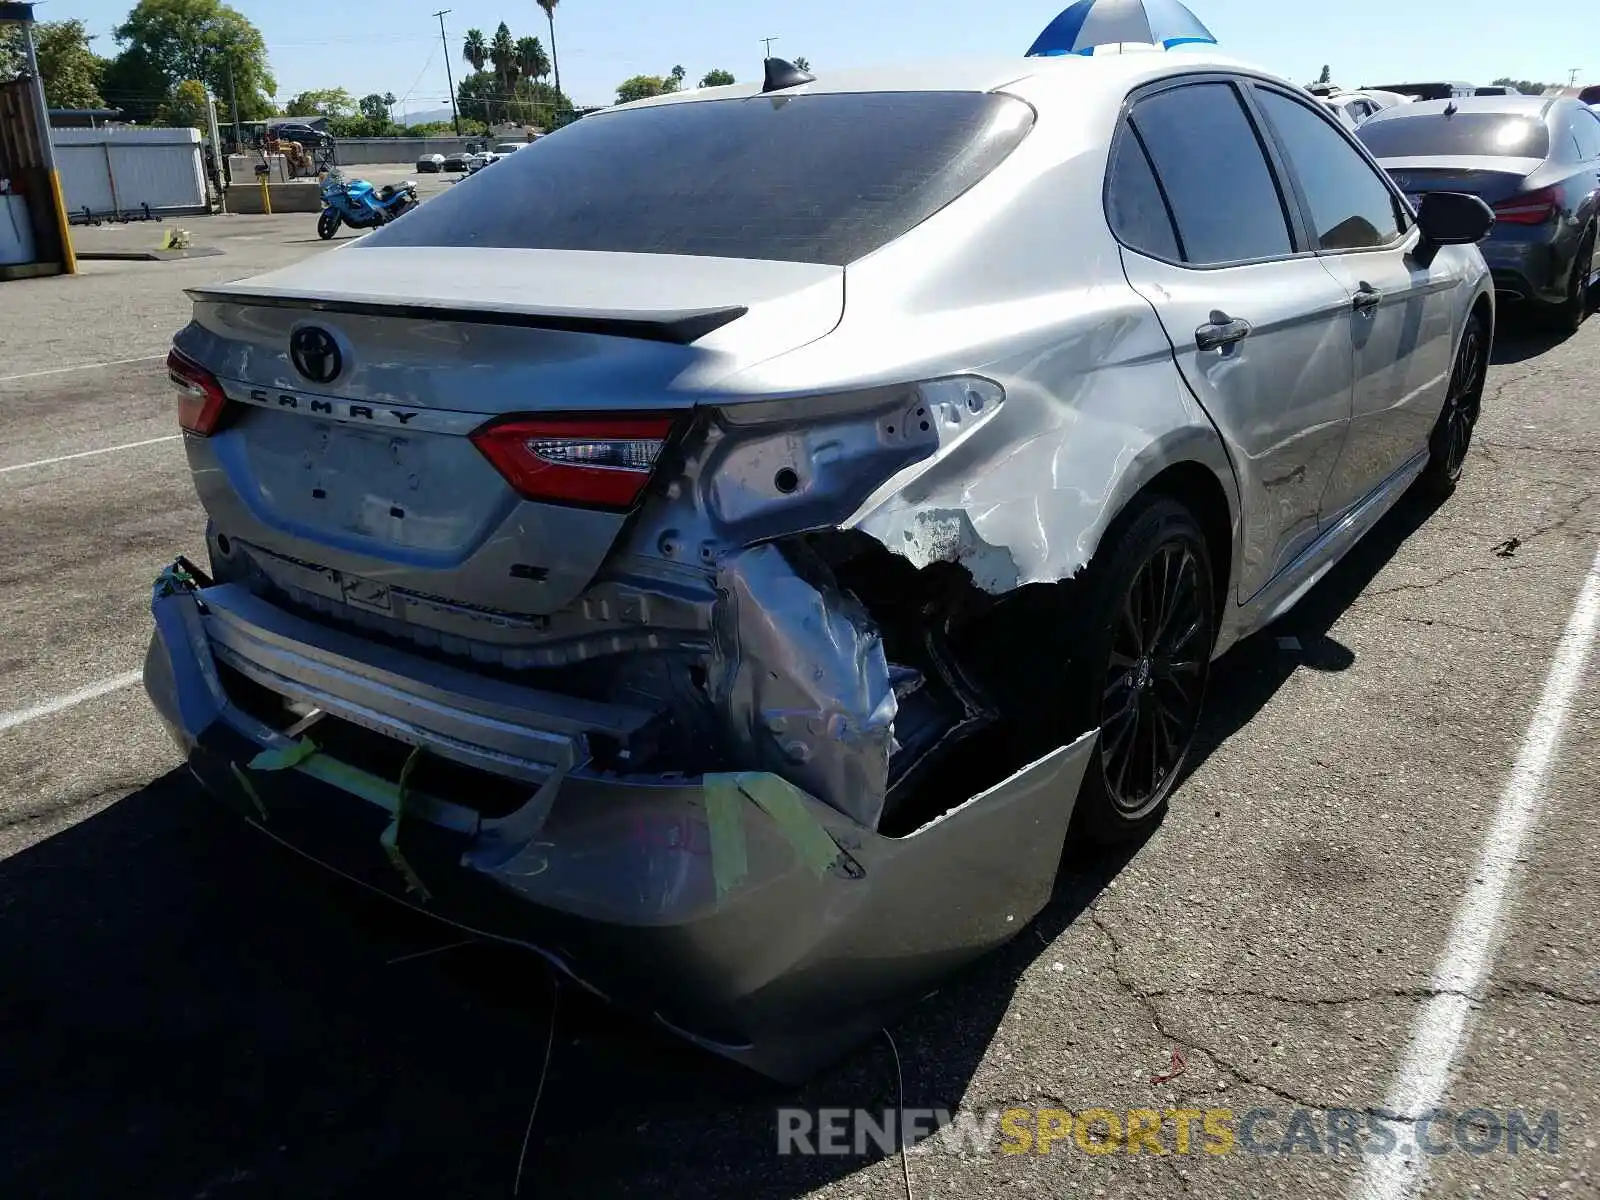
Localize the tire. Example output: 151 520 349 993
1418 309 1489 498
1054 494 1217 846
1538 227 1594 334
316 208 340 240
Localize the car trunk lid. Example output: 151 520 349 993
177 247 844 619
1378 155 1543 208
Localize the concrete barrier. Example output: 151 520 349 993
333 137 497 165
226 180 323 215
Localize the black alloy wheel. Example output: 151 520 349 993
1049 494 1217 845
1099 538 1211 817
1420 311 1488 496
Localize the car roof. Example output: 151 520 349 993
1364 94 1557 123
608 50 1289 113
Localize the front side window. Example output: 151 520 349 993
1129 82 1294 265
1255 88 1402 251
362 91 1036 266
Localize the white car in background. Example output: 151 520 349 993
1320 88 1404 129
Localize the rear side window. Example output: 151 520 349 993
363 92 1036 266
1356 113 1551 159
1572 110 1600 160
1106 130 1181 260
1255 89 1402 251
1129 82 1294 265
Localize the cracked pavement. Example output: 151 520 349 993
0 217 1597 1200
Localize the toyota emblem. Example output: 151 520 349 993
290 326 342 384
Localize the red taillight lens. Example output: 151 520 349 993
167 348 229 436
1492 187 1559 226
470 413 680 509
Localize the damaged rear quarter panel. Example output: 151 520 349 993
701 95 1242 600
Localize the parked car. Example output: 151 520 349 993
492 142 526 155
266 122 331 147
1365 80 1478 101
441 150 473 172
150 51 1495 1082
1359 95 1600 330
415 153 445 173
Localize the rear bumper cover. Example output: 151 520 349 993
144 569 1097 1082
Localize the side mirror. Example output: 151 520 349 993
1412 191 1495 267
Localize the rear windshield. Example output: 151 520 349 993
1357 113 1551 159
364 91 1035 266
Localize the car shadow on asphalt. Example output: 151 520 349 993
0 480 1489 1200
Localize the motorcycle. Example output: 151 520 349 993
316 171 419 239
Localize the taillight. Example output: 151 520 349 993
1492 186 1560 226
167 348 229 436
470 413 679 509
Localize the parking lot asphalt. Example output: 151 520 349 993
0 211 1596 1200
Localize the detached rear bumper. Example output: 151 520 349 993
144 567 1096 1082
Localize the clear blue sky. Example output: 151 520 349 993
47 0 1599 113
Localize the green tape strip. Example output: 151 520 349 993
381 746 431 900
734 773 841 878
248 737 320 773
702 775 750 901
295 754 402 812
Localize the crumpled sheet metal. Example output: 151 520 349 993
145 573 1102 1083
839 324 1234 596
711 543 898 831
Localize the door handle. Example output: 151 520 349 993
1195 315 1253 351
1353 285 1383 313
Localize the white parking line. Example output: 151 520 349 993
0 354 165 384
0 671 145 735
1355 544 1600 1200
0 435 181 476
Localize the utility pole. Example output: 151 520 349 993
225 58 241 154
762 36 779 59
1569 67 1582 87
435 10 461 135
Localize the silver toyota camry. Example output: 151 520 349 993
146 52 1495 1081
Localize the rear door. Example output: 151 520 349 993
1249 83 1459 519
1110 77 1356 602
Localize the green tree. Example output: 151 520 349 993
284 87 356 118
358 91 396 123
793 56 810 72
537 0 562 101
1317 64 1332 85
667 64 686 92
489 22 516 80
0 20 108 109
99 45 169 124
615 74 671 104
1490 76 1554 95
161 77 210 127
462 28 487 73
699 68 734 88
458 72 571 129
112 0 276 119
516 35 550 82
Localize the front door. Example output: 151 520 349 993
1248 84 1459 522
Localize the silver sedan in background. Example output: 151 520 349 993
148 52 1495 1081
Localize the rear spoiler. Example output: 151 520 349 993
184 287 748 346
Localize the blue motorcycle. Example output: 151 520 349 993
316 171 419 239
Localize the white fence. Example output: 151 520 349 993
53 127 209 220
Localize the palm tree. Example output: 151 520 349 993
462 28 487 74
536 0 562 102
516 35 550 82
